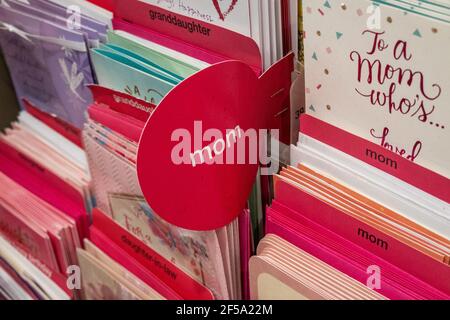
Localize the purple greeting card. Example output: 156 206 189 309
0 5 94 128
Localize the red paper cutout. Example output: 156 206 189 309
137 54 293 231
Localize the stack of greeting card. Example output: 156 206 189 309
0 172 80 300
74 0 293 300
250 234 386 300
250 0 450 300
78 85 251 300
90 0 294 240
0 0 113 300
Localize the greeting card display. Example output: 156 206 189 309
253 0 450 301
250 235 386 300
83 85 252 299
76 0 295 300
97 0 295 232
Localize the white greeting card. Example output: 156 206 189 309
140 0 253 37
303 0 450 178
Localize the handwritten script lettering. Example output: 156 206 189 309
350 30 441 123
370 127 422 162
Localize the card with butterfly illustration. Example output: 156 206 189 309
0 4 95 129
